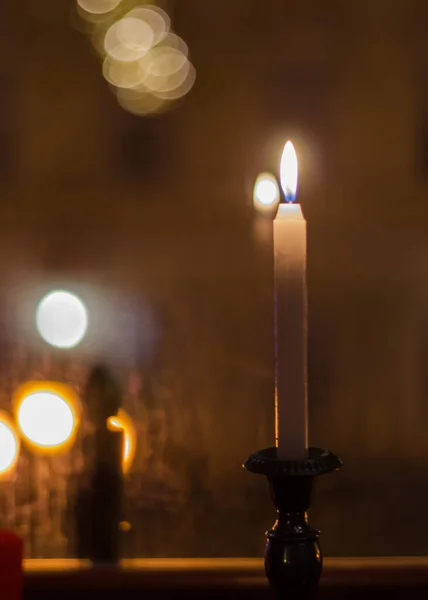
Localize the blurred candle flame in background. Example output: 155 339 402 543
0 412 20 477
253 172 280 213
107 408 137 473
14 382 81 454
280 141 298 203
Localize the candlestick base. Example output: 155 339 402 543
244 447 342 599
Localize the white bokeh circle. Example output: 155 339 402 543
0 419 19 475
17 392 75 448
36 290 88 349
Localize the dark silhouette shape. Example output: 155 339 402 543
76 364 123 564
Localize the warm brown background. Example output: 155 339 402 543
0 0 428 558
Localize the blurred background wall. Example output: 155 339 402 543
0 0 428 557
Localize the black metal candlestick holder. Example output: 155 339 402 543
244 447 342 599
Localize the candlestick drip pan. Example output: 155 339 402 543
244 446 342 477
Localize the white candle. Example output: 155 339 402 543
274 141 308 460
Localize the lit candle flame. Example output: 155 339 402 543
279 141 298 203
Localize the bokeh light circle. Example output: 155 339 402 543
0 413 19 476
80 2 195 115
145 58 191 94
104 17 154 62
156 33 188 56
103 55 146 88
126 5 170 45
253 172 280 211
152 62 196 100
77 0 123 15
17 392 75 449
145 46 188 78
115 86 167 115
36 290 88 349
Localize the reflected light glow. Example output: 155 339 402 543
107 409 137 473
77 0 123 15
0 412 20 477
104 17 154 61
280 141 298 203
80 1 195 116
75 4 117 28
127 5 170 45
145 46 188 78
253 173 280 212
36 290 88 349
14 382 80 454
103 55 146 88
156 32 188 56
116 86 167 115
144 55 191 94
151 62 196 100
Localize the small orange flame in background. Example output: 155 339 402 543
107 409 137 473
73 1 196 116
0 411 20 478
13 381 81 455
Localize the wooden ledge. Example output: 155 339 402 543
24 557 428 590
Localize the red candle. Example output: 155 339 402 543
0 530 23 600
